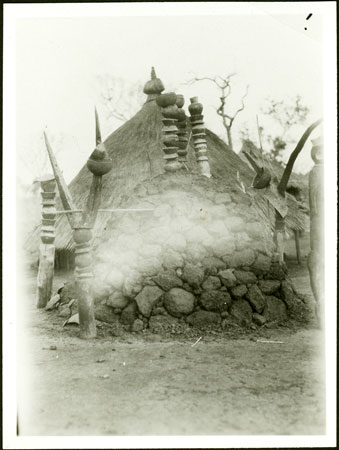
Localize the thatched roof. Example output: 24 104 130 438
26 76 307 255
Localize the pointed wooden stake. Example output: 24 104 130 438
73 110 113 339
43 132 77 228
95 107 102 146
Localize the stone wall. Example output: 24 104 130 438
57 173 310 331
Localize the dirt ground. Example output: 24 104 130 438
17 235 325 436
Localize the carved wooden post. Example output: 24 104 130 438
156 92 181 172
37 175 56 308
175 95 188 166
188 97 211 177
307 136 324 322
73 109 113 339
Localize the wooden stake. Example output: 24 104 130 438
294 229 301 265
307 136 324 323
72 109 113 339
43 132 77 228
37 176 56 308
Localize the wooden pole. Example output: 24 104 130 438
43 132 78 228
73 226 96 338
37 176 56 308
72 108 113 339
294 229 301 265
256 114 263 151
307 136 324 323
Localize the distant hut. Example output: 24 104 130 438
26 69 310 328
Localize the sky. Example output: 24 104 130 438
13 3 326 183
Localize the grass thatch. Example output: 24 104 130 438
26 98 306 254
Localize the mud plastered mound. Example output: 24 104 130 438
56 172 312 332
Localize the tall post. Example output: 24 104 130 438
294 229 301 265
188 97 211 178
37 175 56 308
73 108 113 339
307 136 324 323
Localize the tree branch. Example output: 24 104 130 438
278 119 322 195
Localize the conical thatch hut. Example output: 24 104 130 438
27 70 311 330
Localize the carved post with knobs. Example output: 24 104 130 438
73 108 113 339
188 97 211 177
37 175 57 308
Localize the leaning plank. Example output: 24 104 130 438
43 132 77 228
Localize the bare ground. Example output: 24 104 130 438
17 237 325 436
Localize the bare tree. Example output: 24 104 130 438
260 95 310 161
187 74 249 151
96 74 145 123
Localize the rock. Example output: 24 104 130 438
235 232 252 250
139 257 161 276
163 288 195 317
212 238 236 258
210 204 228 218
131 318 144 332
246 222 263 239
120 301 139 325
104 269 124 289
263 296 287 323
214 193 232 204
153 270 183 291
135 286 164 317
227 216 245 231
152 306 167 315
58 306 71 317
230 285 248 298
259 280 281 295
166 233 187 251
208 220 229 236
280 280 295 308
230 249 256 267
149 315 178 333
94 305 120 324
251 254 272 274
45 294 60 311
202 256 225 275
182 263 205 289
229 299 252 326
252 313 266 326
268 260 288 280
202 276 221 291
246 285 266 313
176 268 183 277
106 291 129 309
186 225 211 243
139 244 162 258
219 269 237 288
92 280 111 303
59 281 78 303
234 270 257 285
186 310 221 327
122 272 143 297
162 250 184 269
200 290 232 312
185 243 207 262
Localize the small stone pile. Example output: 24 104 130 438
56 172 310 332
